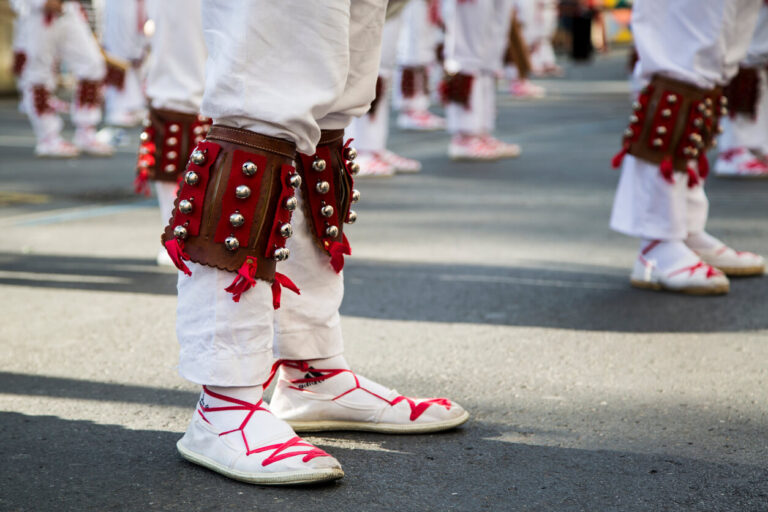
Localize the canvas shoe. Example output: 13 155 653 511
354 151 396 178
270 360 470 434
692 244 765 277
74 127 115 156
448 135 498 161
380 149 422 174
396 110 446 131
35 137 79 158
508 79 546 99
481 135 521 159
177 386 343 485
714 147 768 178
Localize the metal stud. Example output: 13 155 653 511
224 236 240 251
167 137 178 146
315 181 330 194
656 126 667 135
194 136 204 144
284 196 298 211
179 199 193 214
242 161 257 177
720 96 728 106
346 210 357 224
629 115 639 124
164 164 176 173
661 109 672 118
705 109 713 118
184 171 200 186
190 149 206 165
652 138 663 147
193 126 204 135
697 103 707 113
683 147 694 157
274 247 290 261
351 189 361 203
320 205 334 218
280 224 293 238
623 128 634 138
344 147 358 161
167 151 178 160
632 101 641 110
689 133 702 142
173 225 188 239
693 118 704 128
666 94 677 103
289 174 302 188
235 185 251 199
312 158 327 172
704 97 713 107
169 124 180 133
229 212 245 227
720 107 728 116
325 225 339 238
139 131 150 142
348 162 360 175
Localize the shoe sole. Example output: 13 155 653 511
287 410 470 434
449 155 500 162
176 441 344 485
715 265 765 277
630 279 730 295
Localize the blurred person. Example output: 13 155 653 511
161 0 468 485
20 0 113 157
611 0 766 295
393 0 446 131
101 0 148 127
134 0 210 266
346 4 423 176
715 5 768 178
517 0 562 77
441 0 522 160
503 5 546 99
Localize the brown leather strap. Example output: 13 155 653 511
207 125 296 159
318 129 345 145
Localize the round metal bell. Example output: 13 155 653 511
312 158 326 172
167 137 178 146
235 185 251 199
320 205 334 217
184 171 200 186
280 223 293 238
224 236 240 251
289 174 302 188
169 124 180 133
284 196 298 211
142 117 151 127
167 151 178 160
343 147 358 161
666 94 677 103
628 115 639 124
656 126 667 135
623 128 634 138
315 181 330 194
242 161 257 177
632 101 641 110
179 199 193 214
325 225 339 238
139 131 150 142
351 189 360 203
229 212 245 227
652 138 663 147
274 247 290 261
661 109 672 118
193 126 204 135
348 162 360 175
164 164 176 173
346 210 357 224
173 225 188 239
190 149 206 165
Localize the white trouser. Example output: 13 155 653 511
345 12 403 152
443 0 512 135
719 6 768 154
145 0 205 113
200 0 386 155
177 0 386 387
102 0 147 121
23 2 106 138
610 0 762 241
394 0 440 112
516 0 557 70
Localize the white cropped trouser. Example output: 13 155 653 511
176 0 387 387
610 0 762 241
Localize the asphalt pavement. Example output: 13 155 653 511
1 51 767 511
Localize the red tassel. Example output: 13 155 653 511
697 153 709 180
328 234 352 273
611 146 629 169
224 258 258 303
164 238 192 276
686 166 700 188
659 156 675 184
271 272 300 310
134 169 150 196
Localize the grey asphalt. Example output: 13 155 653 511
1 51 767 512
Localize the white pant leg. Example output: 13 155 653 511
105 67 146 122
610 156 690 241
686 183 709 236
155 181 179 228
445 72 486 135
102 0 146 121
480 73 497 134
397 0 436 67
145 0 205 113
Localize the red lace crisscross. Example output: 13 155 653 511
278 361 452 422
668 261 720 279
198 385 330 466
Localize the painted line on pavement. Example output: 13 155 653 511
3 199 155 227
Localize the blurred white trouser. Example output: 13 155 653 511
102 0 146 122
610 0 762 241
176 0 386 387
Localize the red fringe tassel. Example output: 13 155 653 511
164 238 192 276
686 166 700 188
271 272 300 310
611 146 629 169
224 258 259 303
328 234 352 273
134 169 150 196
697 153 710 180
659 156 675 184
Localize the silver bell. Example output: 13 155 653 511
242 161 257 177
229 212 245 227
164 164 176 173
315 181 330 194
167 151 178 160
348 162 360 175
190 149 207 165
173 225 188 239
184 171 200 186
343 147 358 161
351 189 360 203
346 210 357 224
289 174 302 188
166 137 178 146
169 124 180 133
284 196 298 211
280 223 293 238
320 205 334 218
235 185 251 199
274 247 290 261
312 158 327 172
179 199 193 214
224 236 240 251
325 225 339 238
139 131 150 142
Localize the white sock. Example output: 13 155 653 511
640 239 700 271
200 385 265 431
685 231 722 251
